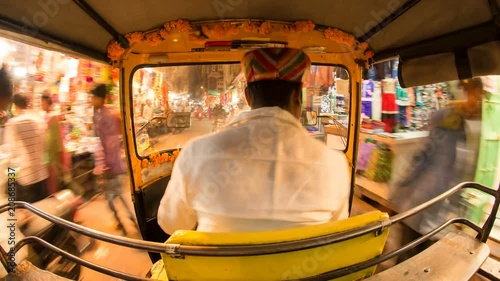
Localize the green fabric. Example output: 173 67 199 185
474 93 500 187
47 117 63 169
396 86 410 105
467 92 500 224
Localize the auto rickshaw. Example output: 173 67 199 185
0 0 499 280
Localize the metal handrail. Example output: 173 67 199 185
0 203 168 254
15 236 155 281
1 182 497 257
1 181 498 280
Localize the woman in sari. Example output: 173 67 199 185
41 93 70 194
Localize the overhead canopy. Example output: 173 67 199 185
0 0 499 85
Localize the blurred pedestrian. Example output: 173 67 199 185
41 93 70 194
90 84 135 236
3 94 48 203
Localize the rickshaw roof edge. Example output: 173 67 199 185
0 0 497 80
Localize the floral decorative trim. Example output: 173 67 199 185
141 150 180 169
106 19 374 62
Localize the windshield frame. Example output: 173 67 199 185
129 61 352 160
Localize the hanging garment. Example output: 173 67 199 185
415 87 424 106
382 114 396 132
406 106 412 125
362 101 372 119
362 80 374 118
371 81 382 121
382 79 398 113
362 80 374 99
382 79 398 132
398 106 408 126
407 87 416 106
396 86 411 106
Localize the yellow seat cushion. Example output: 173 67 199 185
161 211 389 281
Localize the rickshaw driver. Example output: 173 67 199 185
158 48 350 234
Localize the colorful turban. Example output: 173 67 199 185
241 48 311 83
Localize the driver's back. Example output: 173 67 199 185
158 106 350 233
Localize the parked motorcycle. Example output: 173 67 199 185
0 189 91 280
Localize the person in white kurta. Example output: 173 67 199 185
158 48 350 234
142 100 154 120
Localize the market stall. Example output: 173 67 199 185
0 36 119 198
348 61 500 239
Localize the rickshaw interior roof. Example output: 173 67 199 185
0 0 498 64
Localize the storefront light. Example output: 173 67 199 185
0 40 14 58
13 67 27 78
66 57 79 78
147 89 155 100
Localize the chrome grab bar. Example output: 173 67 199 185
15 236 155 281
0 202 168 254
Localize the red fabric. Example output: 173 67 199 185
47 165 59 195
382 93 398 113
382 116 396 132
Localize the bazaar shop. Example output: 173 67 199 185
350 60 500 239
0 36 119 197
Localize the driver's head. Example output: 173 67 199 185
241 48 310 119
0 65 13 111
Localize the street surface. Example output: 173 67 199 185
76 177 152 281
147 118 221 152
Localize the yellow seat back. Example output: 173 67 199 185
161 211 389 281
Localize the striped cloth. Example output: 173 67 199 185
241 48 311 83
3 111 48 186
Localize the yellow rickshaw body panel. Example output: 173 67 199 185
157 211 389 281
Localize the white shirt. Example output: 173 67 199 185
158 107 350 234
3 111 48 186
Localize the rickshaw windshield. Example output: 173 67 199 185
131 63 351 158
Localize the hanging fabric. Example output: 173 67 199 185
381 79 398 132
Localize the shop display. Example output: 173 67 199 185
357 60 500 239
364 142 393 183
0 36 120 199
357 140 377 171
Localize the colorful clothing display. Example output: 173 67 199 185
361 80 374 118
381 79 398 132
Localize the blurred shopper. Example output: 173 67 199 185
391 78 483 261
142 99 154 120
3 94 48 203
41 93 70 194
90 84 135 236
0 65 13 141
